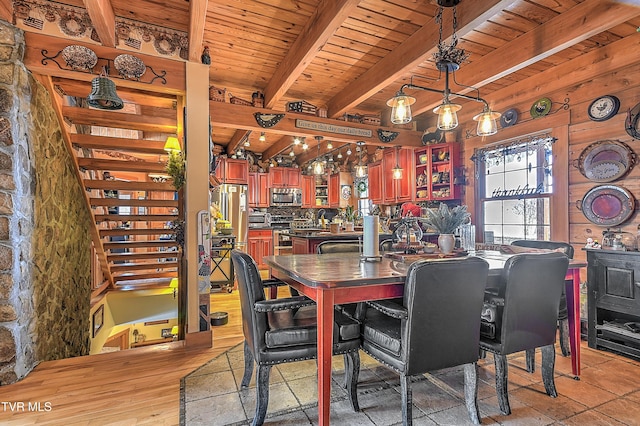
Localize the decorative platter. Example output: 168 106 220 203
530 97 552 119
577 140 635 182
61 45 97 71
625 102 640 139
114 54 146 79
579 185 635 227
500 108 518 128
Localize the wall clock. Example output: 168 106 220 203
588 95 620 122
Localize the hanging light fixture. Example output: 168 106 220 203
327 141 333 149
354 141 367 178
289 147 295 157
346 145 352 156
293 136 301 145
259 132 266 142
392 146 403 180
87 66 124 110
312 136 325 175
301 137 308 150
337 150 343 159
386 0 500 136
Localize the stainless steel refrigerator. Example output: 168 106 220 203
210 184 248 252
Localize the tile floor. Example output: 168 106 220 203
181 342 640 425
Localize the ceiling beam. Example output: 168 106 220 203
409 0 640 118
261 135 295 161
263 0 361 109
83 0 116 48
188 0 209 62
226 129 251 155
326 0 515 118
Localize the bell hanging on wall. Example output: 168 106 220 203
86 67 124 110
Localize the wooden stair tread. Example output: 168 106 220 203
71 134 167 154
83 179 175 191
113 271 176 281
100 228 175 236
110 262 178 272
95 214 177 222
90 198 179 207
104 240 178 249
108 252 178 261
78 158 167 173
62 105 177 133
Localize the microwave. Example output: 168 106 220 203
248 212 271 228
270 188 302 207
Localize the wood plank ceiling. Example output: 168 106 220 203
8 0 640 160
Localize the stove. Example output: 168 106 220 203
270 214 293 229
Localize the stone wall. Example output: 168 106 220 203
0 20 92 384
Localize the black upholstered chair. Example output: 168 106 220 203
480 252 569 416
316 240 361 254
511 240 574 362
380 238 394 252
230 250 361 425
360 257 490 425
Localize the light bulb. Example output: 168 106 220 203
293 136 300 145
337 151 343 159
346 147 352 155
289 149 295 157
302 141 308 150
259 132 266 142
327 141 333 149
434 102 461 130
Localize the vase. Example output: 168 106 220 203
438 234 456 254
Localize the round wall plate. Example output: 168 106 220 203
625 102 640 139
580 185 634 227
577 140 635 182
530 98 552 119
500 108 518 127
588 95 620 122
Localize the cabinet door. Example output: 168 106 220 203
224 159 248 184
396 147 415 202
248 173 258 207
257 173 269 207
382 148 397 204
269 168 287 187
286 168 301 188
415 148 429 201
429 142 459 201
368 162 383 204
328 173 340 208
302 175 315 208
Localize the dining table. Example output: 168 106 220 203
264 250 586 426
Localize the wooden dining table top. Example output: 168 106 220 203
264 250 586 290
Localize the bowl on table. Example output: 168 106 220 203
219 228 234 235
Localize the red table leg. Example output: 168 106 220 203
565 268 581 379
316 289 334 425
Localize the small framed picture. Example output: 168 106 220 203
161 328 172 338
92 305 104 338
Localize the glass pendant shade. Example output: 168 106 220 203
355 164 367 178
392 165 403 179
312 159 325 175
387 92 416 124
434 101 461 130
473 109 501 136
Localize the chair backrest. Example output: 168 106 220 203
380 239 394 252
498 252 569 354
403 257 490 375
316 240 360 254
511 239 574 259
230 250 269 356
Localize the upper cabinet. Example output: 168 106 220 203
368 162 383 205
328 171 353 208
301 175 315 208
382 147 415 204
415 142 460 201
248 172 269 208
215 158 249 185
269 167 301 188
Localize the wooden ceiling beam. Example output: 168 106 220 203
210 102 424 149
261 135 295 161
83 0 116 47
188 0 209 62
227 129 251 156
326 0 514 118
263 0 361 109
409 0 640 117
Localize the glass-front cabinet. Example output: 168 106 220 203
414 142 459 201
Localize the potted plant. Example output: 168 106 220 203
343 205 356 232
166 150 185 190
421 203 470 254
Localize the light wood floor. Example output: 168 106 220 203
0 289 248 425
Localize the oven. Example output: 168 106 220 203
248 212 271 228
270 188 302 207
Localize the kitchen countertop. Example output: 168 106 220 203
290 231 394 239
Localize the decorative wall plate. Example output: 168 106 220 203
579 185 634 227
530 98 552 119
577 140 635 182
114 54 146 79
61 45 97 71
625 102 640 139
500 108 518 127
588 95 620 122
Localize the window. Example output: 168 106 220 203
473 134 556 244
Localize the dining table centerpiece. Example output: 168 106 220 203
421 203 471 254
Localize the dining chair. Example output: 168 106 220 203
316 240 363 320
380 238 394 252
511 240 574 362
230 250 361 426
480 252 569 416
360 257 490 425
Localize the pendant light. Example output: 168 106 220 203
354 141 367 178
392 146 403 179
312 136 325 175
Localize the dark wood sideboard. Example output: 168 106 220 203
586 248 640 360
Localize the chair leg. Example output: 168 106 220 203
525 348 535 373
400 373 412 426
253 364 271 426
559 318 570 356
241 341 254 388
463 362 481 424
541 344 558 398
344 351 360 412
493 353 511 415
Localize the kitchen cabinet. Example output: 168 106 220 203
302 175 315 208
328 171 353 208
414 142 460 201
248 229 273 271
214 158 249 185
248 172 269 208
382 147 414 204
368 161 383 205
587 249 640 360
269 167 301 188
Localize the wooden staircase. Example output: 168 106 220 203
45 76 182 292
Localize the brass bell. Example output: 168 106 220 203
86 75 124 110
